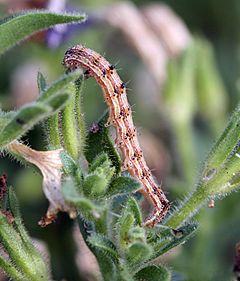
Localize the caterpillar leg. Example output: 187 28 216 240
143 200 170 227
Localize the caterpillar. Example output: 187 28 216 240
63 45 170 227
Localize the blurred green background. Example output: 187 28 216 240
1 0 240 280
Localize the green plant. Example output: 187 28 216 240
0 9 239 281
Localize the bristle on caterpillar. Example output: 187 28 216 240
63 45 170 227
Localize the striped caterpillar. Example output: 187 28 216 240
63 45 170 227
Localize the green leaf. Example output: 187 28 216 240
84 111 121 174
0 256 25 281
91 153 115 180
62 177 81 202
0 94 70 147
118 265 135 281
89 153 110 173
60 151 78 176
83 174 109 198
43 91 70 111
128 226 146 242
127 242 153 265
98 254 117 281
37 72 47 93
83 153 115 198
87 234 119 263
78 217 117 281
107 176 140 198
7 187 32 246
0 213 48 281
38 70 82 102
197 104 240 197
87 234 119 281
0 10 86 56
203 105 240 175
40 70 82 149
125 197 142 226
150 223 198 259
118 197 143 248
135 265 171 281
0 71 81 147
62 177 101 219
0 111 15 132
166 103 240 229
118 212 135 248
0 103 51 147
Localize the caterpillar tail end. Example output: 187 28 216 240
143 200 170 228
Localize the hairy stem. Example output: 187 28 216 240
166 186 208 229
75 77 86 153
0 257 25 281
61 83 79 160
46 113 61 149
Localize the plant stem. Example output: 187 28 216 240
61 83 79 160
166 186 208 229
46 113 61 148
0 256 25 281
75 77 86 153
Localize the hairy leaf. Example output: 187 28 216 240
107 176 140 198
0 103 51 147
7 187 32 246
37 72 47 93
135 265 171 281
0 111 14 139
125 197 142 226
0 71 81 147
119 212 135 248
60 151 78 176
62 177 102 220
83 153 115 198
87 234 119 263
0 256 25 281
38 71 82 102
87 234 119 281
0 214 48 281
0 10 86 56
150 223 198 259
127 242 153 265
84 111 121 174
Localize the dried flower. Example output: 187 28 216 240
7 141 77 226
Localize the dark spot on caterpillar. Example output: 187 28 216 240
134 150 143 160
94 57 100 65
16 118 25 125
84 69 90 75
62 45 170 227
120 83 125 89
